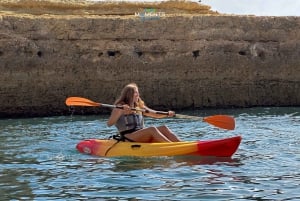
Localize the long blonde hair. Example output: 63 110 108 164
114 83 145 109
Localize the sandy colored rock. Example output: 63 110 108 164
0 1 299 117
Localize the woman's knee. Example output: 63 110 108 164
157 125 167 129
157 125 169 132
147 126 159 133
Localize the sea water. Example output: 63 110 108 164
0 107 299 200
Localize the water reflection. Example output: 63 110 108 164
1 169 34 200
76 155 242 173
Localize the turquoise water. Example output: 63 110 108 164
0 107 299 200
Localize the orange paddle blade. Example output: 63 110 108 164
65 97 100 107
203 115 235 130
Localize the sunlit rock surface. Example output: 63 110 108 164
0 0 299 117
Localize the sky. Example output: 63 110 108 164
91 0 300 16
199 0 300 16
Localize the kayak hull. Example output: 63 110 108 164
76 136 242 157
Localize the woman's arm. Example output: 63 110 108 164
143 106 175 119
107 104 133 126
107 108 123 126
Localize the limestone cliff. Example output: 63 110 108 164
0 1 299 117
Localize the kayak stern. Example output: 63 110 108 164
196 136 242 157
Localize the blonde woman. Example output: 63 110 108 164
107 83 181 142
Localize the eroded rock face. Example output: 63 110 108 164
0 6 299 117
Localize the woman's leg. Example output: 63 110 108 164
125 127 172 143
157 125 181 142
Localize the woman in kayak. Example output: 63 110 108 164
107 83 181 142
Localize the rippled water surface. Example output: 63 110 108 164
1 107 299 200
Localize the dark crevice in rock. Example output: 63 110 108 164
107 50 121 57
192 50 200 58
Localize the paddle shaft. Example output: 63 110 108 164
65 97 234 130
101 103 169 116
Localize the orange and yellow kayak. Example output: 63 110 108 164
76 136 241 157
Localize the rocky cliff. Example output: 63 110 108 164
0 1 299 117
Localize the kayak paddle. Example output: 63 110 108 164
65 97 235 130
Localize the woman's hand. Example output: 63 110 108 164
122 104 134 115
168 111 175 117
122 104 131 111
